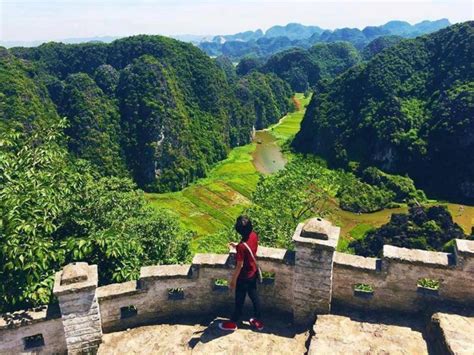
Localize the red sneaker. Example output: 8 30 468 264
219 321 237 331
249 318 264 331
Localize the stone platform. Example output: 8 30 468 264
309 312 430 355
98 315 309 355
97 311 474 354
431 312 474 354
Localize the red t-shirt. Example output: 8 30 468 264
236 231 259 280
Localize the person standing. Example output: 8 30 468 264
219 215 264 331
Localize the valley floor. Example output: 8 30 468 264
146 93 474 255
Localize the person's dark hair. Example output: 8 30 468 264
235 215 253 240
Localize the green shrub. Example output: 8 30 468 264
354 283 374 292
417 278 440 290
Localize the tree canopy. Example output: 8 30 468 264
0 119 191 313
3 35 293 192
293 22 474 202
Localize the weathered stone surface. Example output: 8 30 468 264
192 254 229 267
97 280 142 300
54 263 98 296
301 217 332 240
334 252 378 272
2 222 474 354
0 317 67 353
455 239 474 256
383 245 451 267
257 246 295 264
293 219 340 324
140 264 192 280
61 262 89 285
98 316 309 355
332 241 474 312
431 312 474 354
293 222 340 250
309 314 429 355
0 305 61 330
54 262 102 354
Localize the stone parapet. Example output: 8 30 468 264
1 221 473 353
292 218 340 325
53 262 102 354
332 241 474 312
383 245 452 268
333 252 379 272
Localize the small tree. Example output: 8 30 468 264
245 156 334 248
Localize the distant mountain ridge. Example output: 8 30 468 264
198 19 451 59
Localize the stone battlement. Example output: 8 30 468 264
1 218 473 354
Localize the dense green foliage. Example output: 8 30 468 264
200 154 427 250
361 35 403 60
235 72 293 130
0 120 191 312
338 166 426 212
261 48 321 92
3 35 292 191
245 157 334 249
0 49 59 129
236 57 263 76
206 156 336 250
258 42 360 92
59 73 127 176
294 22 474 202
350 205 471 257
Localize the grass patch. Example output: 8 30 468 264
337 223 375 253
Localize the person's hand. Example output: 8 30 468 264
228 242 237 249
229 279 236 290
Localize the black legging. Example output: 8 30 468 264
231 276 261 322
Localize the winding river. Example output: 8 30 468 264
252 130 287 174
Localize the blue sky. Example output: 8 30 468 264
0 0 472 41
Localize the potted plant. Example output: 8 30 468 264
417 278 440 296
353 283 374 299
262 271 276 285
213 279 229 292
168 287 185 300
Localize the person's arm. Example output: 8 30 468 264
230 260 243 290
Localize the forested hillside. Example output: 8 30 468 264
2 35 292 191
293 22 474 202
261 42 361 91
0 35 293 312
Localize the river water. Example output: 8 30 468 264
252 130 287 174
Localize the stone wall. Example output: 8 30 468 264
332 239 474 312
0 306 67 354
97 246 295 333
0 217 473 353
